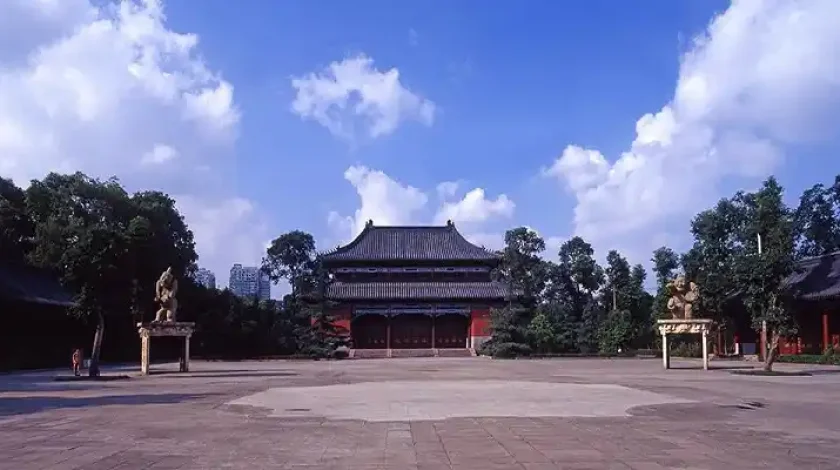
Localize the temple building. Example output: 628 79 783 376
775 251 840 355
723 251 840 357
320 221 511 355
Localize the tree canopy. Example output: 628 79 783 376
2 169 838 370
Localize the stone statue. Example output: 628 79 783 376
666 275 700 320
154 267 178 322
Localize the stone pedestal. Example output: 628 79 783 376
137 322 195 376
657 319 714 371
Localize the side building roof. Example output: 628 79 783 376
321 221 500 263
0 263 76 307
784 251 840 301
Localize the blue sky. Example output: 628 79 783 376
164 0 729 240
2 0 839 292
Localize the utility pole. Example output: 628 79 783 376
758 233 767 360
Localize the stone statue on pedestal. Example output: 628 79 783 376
154 267 178 322
666 275 700 320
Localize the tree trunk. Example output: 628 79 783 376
88 311 105 377
763 330 780 372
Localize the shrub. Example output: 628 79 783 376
492 342 533 359
670 341 702 358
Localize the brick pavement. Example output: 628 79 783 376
1 358 840 469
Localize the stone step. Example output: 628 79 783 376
352 349 389 359
390 349 436 358
436 348 473 358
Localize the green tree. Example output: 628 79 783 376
793 177 840 258
544 237 605 352
529 307 562 353
651 246 680 322
496 227 547 304
483 227 546 357
25 173 197 376
682 198 743 327
599 250 651 351
731 177 796 371
298 260 349 358
484 305 533 357
262 230 317 296
629 263 654 346
598 308 633 354
0 177 34 263
602 250 631 312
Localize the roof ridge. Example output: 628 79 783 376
321 221 500 261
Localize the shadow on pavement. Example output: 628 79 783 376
0 393 213 417
668 364 755 370
802 368 840 375
148 369 298 378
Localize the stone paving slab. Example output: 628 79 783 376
1 358 840 469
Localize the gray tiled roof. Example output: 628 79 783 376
322 221 500 263
326 281 511 300
784 251 840 301
0 263 75 307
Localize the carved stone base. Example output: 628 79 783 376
137 322 195 376
657 319 714 371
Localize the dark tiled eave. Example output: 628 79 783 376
325 281 512 301
0 263 76 307
321 222 500 263
783 251 840 301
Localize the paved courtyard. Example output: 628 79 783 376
2 358 840 469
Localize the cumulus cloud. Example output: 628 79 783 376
434 188 514 225
328 166 513 250
290 54 436 141
327 165 428 241
543 0 840 258
0 0 262 287
176 195 270 280
141 143 178 165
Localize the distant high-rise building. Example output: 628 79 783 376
194 268 216 289
229 264 271 300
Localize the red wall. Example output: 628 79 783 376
310 306 352 334
331 306 352 333
470 308 491 336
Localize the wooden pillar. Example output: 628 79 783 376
431 315 436 348
140 333 150 376
661 333 670 369
823 312 830 353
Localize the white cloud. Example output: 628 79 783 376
141 143 178 165
327 165 428 241
543 0 840 258
0 0 261 288
176 195 270 287
290 54 436 141
328 166 513 251
434 188 515 225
